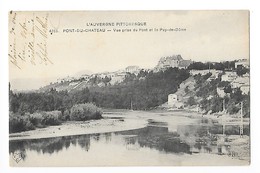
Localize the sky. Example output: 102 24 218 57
9 11 249 90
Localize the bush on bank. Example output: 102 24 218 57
70 103 102 121
10 111 62 133
9 112 35 133
10 103 103 133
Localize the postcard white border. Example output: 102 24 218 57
0 0 260 173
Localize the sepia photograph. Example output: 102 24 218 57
8 11 250 166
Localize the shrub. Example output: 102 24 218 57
29 111 62 127
184 86 190 94
187 96 196 106
70 103 102 121
41 111 62 126
59 109 70 121
9 112 35 133
203 72 212 80
29 112 44 127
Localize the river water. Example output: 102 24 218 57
9 111 250 166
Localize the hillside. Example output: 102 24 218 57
39 66 144 92
10 67 190 114
38 54 193 93
175 76 196 104
159 76 196 109
163 71 250 117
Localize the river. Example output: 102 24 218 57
9 110 250 166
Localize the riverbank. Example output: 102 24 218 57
9 111 148 141
10 110 201 141
165 109 250 125
9 109 250 165
10 109 201 140
9 109 250 146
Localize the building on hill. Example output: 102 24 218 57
168 94 184 108
235 59 249 68
231 76 249 88
125 66 140 74
240 84 250 95
217 87 226 98
190 69 222 79
168 94 178 106
190 69 211 76
221 71 237 82
154 54 191 72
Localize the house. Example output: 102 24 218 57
190 69 211 76
190 69 222 77
235 59 249 68
125 66 140 74
97 82 106 87
240 85 250 95
168 94 178 107
231 76 249 88
207 95 214 100
243 73 250 77
69 82 79 86
221 72 237 82
217 87 226 98
209 69 222 77
207 74 218 81
168 94 184 108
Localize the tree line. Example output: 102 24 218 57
187 61 236 71
9 67 190 115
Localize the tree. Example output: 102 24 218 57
184 86 190 94
137 70 148 78
103 76 111 86
9 93 20 113
224 85 232 94
214 63 225 70
188 62 208 70
187 96 196 106
230 88 243 104
236 66 248 76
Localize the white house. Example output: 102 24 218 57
240 85 250 95
125 66 140 74
231 76 249 88
235 59 249 68
217 87 226 98
168 94 178 106
168 94 184 108
190 69 211 76
221 72 237 82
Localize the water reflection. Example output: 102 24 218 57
9 119 250 165
177 124 249 155
117 126 191 154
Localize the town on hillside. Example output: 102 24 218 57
30 54 250 118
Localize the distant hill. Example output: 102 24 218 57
38 66 142 92
35 54 194 92
10 77 58 92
